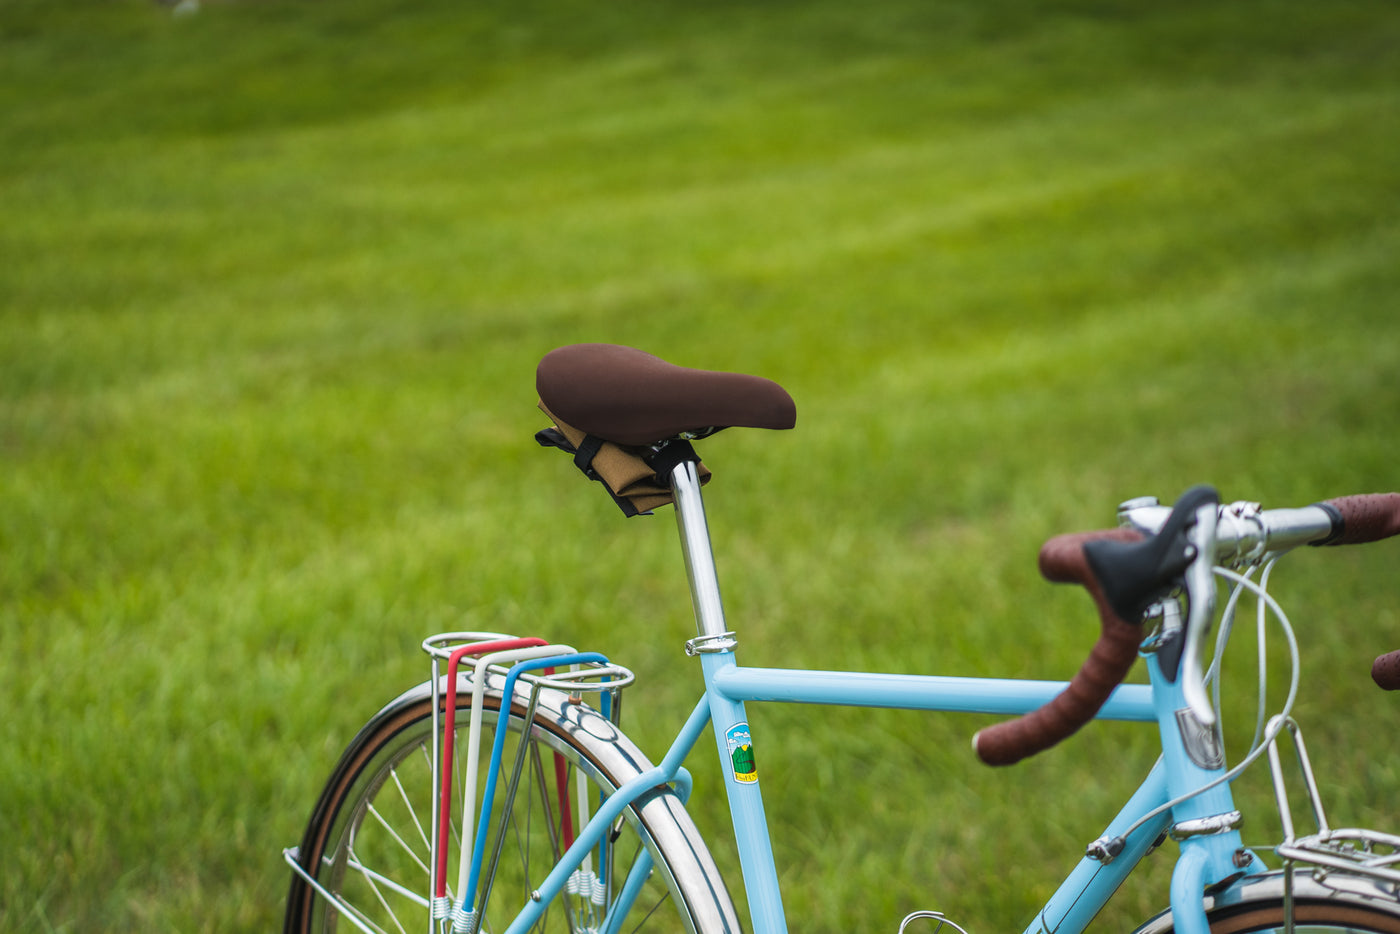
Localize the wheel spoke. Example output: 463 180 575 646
365 800 432 877
347 845 410 934
391 757 433 856
345 854 433 911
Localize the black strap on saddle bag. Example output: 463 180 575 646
535 403 710 517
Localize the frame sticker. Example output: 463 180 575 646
726 722 758 784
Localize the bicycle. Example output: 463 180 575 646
283 342 1400 934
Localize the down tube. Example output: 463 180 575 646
1023 761 1173 934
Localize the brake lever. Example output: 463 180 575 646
1179 500 1221 727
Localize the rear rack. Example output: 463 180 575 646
420 631 636 934
421 631 636 696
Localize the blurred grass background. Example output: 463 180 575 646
2 0 1398 930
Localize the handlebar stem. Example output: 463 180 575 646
1118 499 1336 563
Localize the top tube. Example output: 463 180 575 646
710 665 1158 721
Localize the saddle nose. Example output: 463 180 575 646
536 344 796 447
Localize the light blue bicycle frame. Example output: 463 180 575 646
699 657 1254 934
497 461 1259 934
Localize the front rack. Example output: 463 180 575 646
1266 715 1400 892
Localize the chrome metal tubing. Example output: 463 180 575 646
1169 811 1243 842
429 653 444 924
1117 500 1335 561
1276 833 1400 886
283 848 382 934
670 460 730 643
1266 715 1330 844
1268 718 1400 885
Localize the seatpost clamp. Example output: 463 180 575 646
685 632 738 656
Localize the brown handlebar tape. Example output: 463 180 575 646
1324 493 1400 545
976 494 1400 762
1323 495 1400 692
974 528 1143 766
1373 650 1400 691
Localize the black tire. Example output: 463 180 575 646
1209 901 1400 934
285 675 740 934
1134 871 1400 934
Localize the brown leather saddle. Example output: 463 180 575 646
536 343 796 447
535 344 796 515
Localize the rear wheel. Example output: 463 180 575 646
285 676 739 933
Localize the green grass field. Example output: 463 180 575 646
3 0 1399 930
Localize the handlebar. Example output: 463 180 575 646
1375 650 1400 691
973 488 1400 766
1320 493 1400 545
1113 492 1400 556
972 527 1145 766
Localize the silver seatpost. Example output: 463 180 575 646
669 459 737 654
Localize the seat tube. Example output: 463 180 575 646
671 460 789 934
